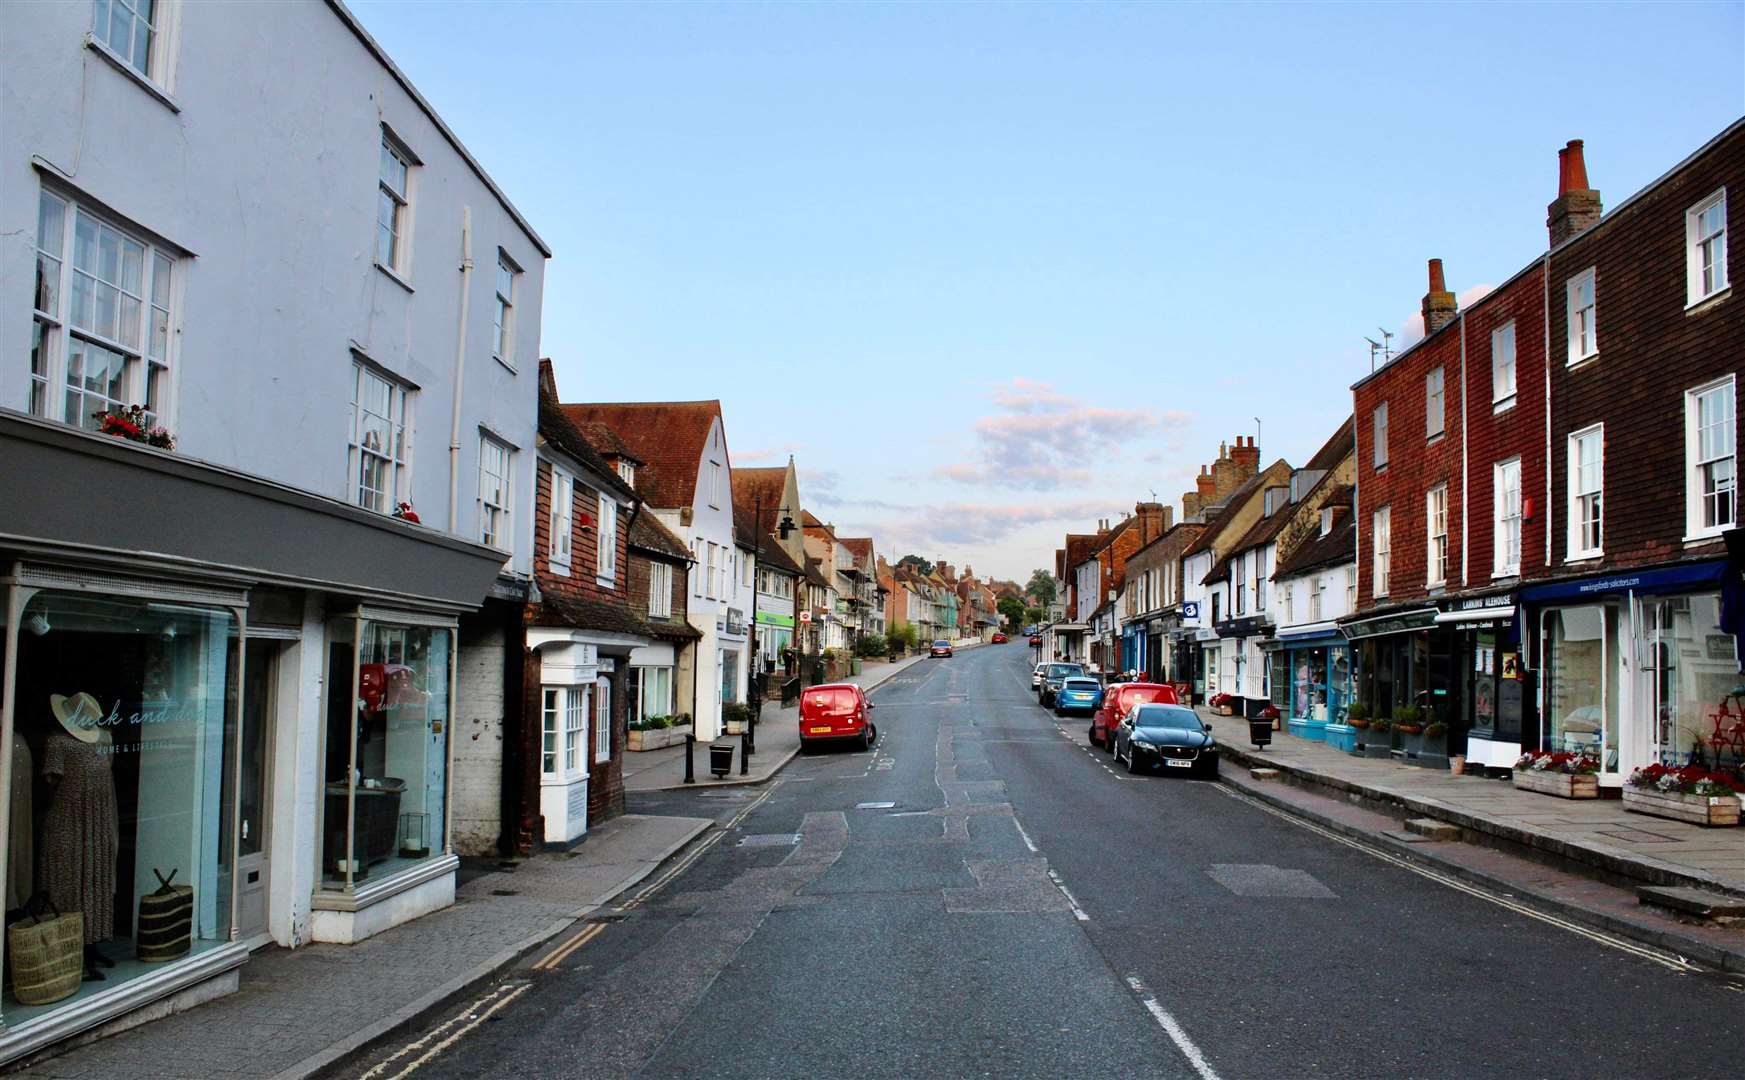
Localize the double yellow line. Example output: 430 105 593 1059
532 921 606 971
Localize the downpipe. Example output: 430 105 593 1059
448 206 474 533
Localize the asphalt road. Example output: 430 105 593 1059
339 645 1745 1080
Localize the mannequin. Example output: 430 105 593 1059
40 692 119 979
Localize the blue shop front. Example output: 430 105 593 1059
1265 624 1353 745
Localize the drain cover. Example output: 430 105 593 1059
490 888 520 896
737 833 801 847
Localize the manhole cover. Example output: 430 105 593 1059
737 833 801 847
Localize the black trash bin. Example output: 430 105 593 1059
1248 716 1272 748
709 740 735 778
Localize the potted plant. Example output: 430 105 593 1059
1258 703 1282 731
1624 764 1743 826
1345 702 1371 729
1511 749 1601 798
1419 715 1450 768
1362 715 1393 758
94 405 176 449
722 702 750 735
1393 704 1423 735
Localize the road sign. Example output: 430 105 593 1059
799 611 812 623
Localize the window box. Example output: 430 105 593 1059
1511 769 1598 799
627 723 692 752
1622 787 1740 827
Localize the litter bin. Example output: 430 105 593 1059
1248 716 1272 749
708 740 735 778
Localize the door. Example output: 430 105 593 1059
236 639 277 941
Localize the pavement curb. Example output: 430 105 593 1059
272 816 712 1080
1214 763 1745 977
1210 732 1745 900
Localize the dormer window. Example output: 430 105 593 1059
617 460 635 487
1319 508 1333 537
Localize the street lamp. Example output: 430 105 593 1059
745 493 799 769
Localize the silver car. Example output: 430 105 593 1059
1031 663 1047 689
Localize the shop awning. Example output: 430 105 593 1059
1519 559 1726 604
1053 623 1090 633
1434 606 1517 626
1340 607 1438 640
1276 621 1340 642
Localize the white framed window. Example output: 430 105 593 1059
1686 376 1736 540
1566 268 1597 365
1492 321 1517 407
594 677 612 763
596 492 618 584
633 666 673 720
493 253 518 363
1494 457 1522 576
549 467 574 574
649 561 673 617
1426 367 1445 440
350 363 410 514
1373 402 1389 470
1687 189 1729 305
479 435 511 549
1568 425 1604 559
1372 505 1391 597
1283 583 1294 625
708 460 722 509
1312 576 1325 621
705 542 718 599
565 687 586 775
32 190 176 431
692 539 703 597
92 0 159 79
1426 484 1448 586
377 132 413 273
1345 566 1356 611
1319 507 1334 536
541 688 561 777
618 460 635 487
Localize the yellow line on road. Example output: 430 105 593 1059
532 921 605 971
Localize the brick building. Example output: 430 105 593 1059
1120 516 1207 684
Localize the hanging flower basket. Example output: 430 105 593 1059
1623 765 1742 826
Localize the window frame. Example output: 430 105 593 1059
708 460 722 509
90 0 174 88
596 492 618 585
1686 188 1729 307
649 560 673 618
1494 457 1523 577
1426 483 1448 587
1567 424 1604 560
617 460 635 486
478 434 512 551
1372 505 1391 598
1566 268 1598 366
1373 402 1389 470
541 688 562 777
377 130 415 276
493 251 519 367
594 676 612 764
1685 375 1737 542
349 362 411 515
1425 366 1445 441
564 685 586 776
549 465 574 575
1491 321 1517 409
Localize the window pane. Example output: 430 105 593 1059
119 237 144 295
151 251 172 307
37 190 65 257
73 213 97 273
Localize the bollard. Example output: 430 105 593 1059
683 732 695 784
740 728 750 775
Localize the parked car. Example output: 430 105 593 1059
1027 634 1042 647
1031 662 1047 689
930 639 953 658
798 683 877 752
1038 662 1086 707
1090 682 1180 750
1053 677 1104 718
991 632 1008 644
1112 703 1218 777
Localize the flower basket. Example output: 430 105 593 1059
1512 769 1598 799
1622 787 1741 827
1347 718 1371 730
1394 723 1423 736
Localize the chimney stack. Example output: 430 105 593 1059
1196 465 1216 500
1135 501 1169 543
1547 139 1602 247
1230 435 1260 479
1421 258 1458 335
1211 444 1239 499
1182 491 1203 519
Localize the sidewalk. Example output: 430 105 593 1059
1200 708 1745 897
17 813 711 1080
623 648 951 793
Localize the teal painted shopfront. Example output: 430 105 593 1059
1267 631 1353 744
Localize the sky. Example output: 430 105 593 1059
349 0 1744 583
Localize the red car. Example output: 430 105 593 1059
1090 682 1179 750
1027 634 1042 647
799 683 877 752
991 632 1008 644
929 639 953 658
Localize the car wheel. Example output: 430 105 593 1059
1087 724 1098 746
1126 748 1141 774
863 726 875 752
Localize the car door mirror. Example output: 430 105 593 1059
866 702 877 710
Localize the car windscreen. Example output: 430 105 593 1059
1131 705 1204 732
1061 679 1100 692
932 640 950 647
1047 664 1084 679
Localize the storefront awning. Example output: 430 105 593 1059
1341 607 1438 639
1276 621 1340 642
1519 559 1726 604
1434 605 1517 626
1053 623 1090 633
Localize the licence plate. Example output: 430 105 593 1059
1165 759 1193 768
809 726 833 734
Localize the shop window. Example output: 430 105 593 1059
1293 648 1329 721
7 590 237 1021
1642 595 1734 765
322 619 451 891
1542 605 1619 773
1270 652 1289 709
1328 645 1352 723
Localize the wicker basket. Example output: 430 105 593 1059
137 868 193 964
8 901 83 1005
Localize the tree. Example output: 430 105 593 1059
1025 569 1057 607
1024 606 1045 626
887 621 919 651
997 596 1026 630
897 555 935 575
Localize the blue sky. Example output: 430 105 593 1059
351 0 1743 583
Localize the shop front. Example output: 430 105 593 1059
1342 606 1465 764
1266 626 1352 743
1433 594 1529 772
754 610 793 674
1213 615 1272 717
1522 559 1735 788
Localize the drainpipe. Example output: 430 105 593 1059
448 206 474 534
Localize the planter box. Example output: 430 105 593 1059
1511 769 1599 799
1623 787 1742 827
628 725 693 752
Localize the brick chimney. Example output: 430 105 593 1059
1182 490 1202 519
1196 465 1216 501
1547 139 1602 247
1421 259 1458 335
1230 435 1260 480
1211 443 1240 499
1135 501 1170 543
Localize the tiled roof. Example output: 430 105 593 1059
733 505 804 576
803 557 833 591
575 421 642 465
629 511 691 561
730 466 789 533
839 537 873 559
1181 467 1274 558
1063 533 1100 571
560 401 724 510
538 396 637 503
530 592 652 639
1304 416 1356 473
1275 511 1356 578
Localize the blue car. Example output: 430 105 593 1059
1053 676 1104 718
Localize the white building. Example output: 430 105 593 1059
1270 496 1359 740
0 0 547 1059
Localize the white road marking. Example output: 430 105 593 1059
856 801 896 809
1012 818 1040 854
1124 975 1221 1080
1046 869 1091 921
1215 785 1704 974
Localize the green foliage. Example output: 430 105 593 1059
887 622 920 650
997 596 1026 628
897 554 935 575
1394 704 1420 726
1024 606 1045 626
629 713 690 731
722 702 750 726
1370 716 1393 732
856 634 888 658
1025 569 1058 607
1345 701 1369 722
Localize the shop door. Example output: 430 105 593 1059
235 639 277 941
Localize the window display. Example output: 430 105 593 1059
1543 605 1619 770
1328 646 1352 723
1643 594 1736 767
5 591 235 1021
322 619 451 890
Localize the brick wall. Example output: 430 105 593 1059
533 459 632 606
451 616 507 856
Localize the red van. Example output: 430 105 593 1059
1090 682 1179 750
799 683 877 752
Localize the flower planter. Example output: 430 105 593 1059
628 725 693 752
1623 787 1742 827
1511 769 1598 799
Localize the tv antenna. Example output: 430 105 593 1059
1364 328 1395 372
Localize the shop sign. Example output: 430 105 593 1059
1443 593 1514 614
1193 627 1219 642
1214 615 1269 639
757 610 796 628
1519 559 1725 604
1342 608 1438 639
1181 601 1201 622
